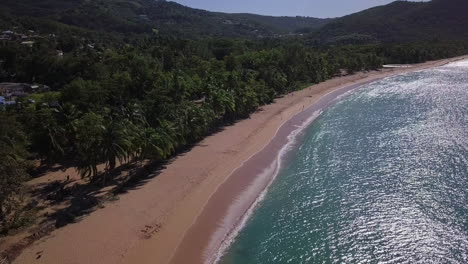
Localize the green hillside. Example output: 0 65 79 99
0 0 331 38
231 13 332 33
313 0 468 44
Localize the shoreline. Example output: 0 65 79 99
171 80 377 264
12 55 468 264
163 55 468 264
207 81 371 264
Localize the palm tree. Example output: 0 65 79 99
207 87 236 120
0 114 29 224
101 118 133 172
73 112 105 180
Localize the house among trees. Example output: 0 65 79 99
0 29 39 46
138 14 149 20
0 34 10 41
21 41 35 47
0 95 15 107
0 83 50 101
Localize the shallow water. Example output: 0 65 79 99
220 61 468 264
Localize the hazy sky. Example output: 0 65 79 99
171 0 427 18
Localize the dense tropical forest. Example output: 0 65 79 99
1 0 468 239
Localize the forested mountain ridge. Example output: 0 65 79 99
0 0 331 38
3 0 468 42
313 0 468 44
229 13 332 34
2 0 468 42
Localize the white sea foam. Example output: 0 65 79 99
207 73 399 264
207 109 322 264
212 60 468 264
208 61 468 263
444 59 468 67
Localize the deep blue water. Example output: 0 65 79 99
220 61 468 264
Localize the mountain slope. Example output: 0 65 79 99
2 0 467 43
0 0 331 38
144 2 332 37
231 13 332 33
313 0 468 43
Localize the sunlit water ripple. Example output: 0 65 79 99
220 61 468 264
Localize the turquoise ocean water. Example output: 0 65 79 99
220 61 468 264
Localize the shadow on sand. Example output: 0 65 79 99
2 117 245 262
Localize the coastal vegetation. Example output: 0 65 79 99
1 0 468 250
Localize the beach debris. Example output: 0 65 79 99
140 223 162 239
0 256 9 264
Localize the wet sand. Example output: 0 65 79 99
169 81 372 264
13 55 468 264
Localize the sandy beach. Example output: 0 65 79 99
12 55 468 264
